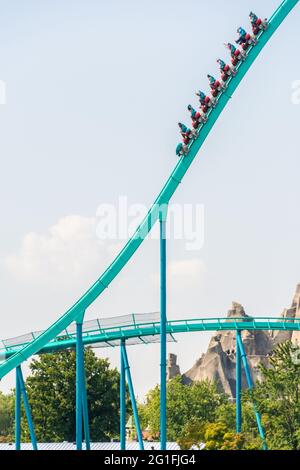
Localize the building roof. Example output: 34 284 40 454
0 441 181 451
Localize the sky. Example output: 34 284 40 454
0 0 299 399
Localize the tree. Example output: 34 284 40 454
250 341 300 450
139 376 227 441
178 421 246 450
23 349 127 442
0 391 14 441
216 402 262 450
214 342 300 450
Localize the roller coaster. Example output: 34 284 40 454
0 0 299 452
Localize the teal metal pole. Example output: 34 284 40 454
236 332 242 433
159 209 167 450
120 339 126 450
236 332 268 450
76 321 83 450
121 343 144 450
81 367 91 450
15 367 21 450
16 366 38 450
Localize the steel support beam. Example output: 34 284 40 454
81 365 91 450
159 207 167 450
121 343 144 450
236 332 242 433
76 322 83 450
16 366 38 450
76 318 90 450
120 339 126 450
236 331 267 450
15 367 21 450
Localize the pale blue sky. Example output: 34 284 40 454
0 0 299 397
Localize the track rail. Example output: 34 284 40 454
1 316 300 359
0 0 298 379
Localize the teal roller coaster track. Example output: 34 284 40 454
1 315 300 359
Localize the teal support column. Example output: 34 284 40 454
120 339 126 450
159 206 167 450
16 366 38 450
121 343 144 450
76 321 83 450
236 332 242 434
236 332 268 450
81 368 91 450
76 316 90 450
15 367 21 450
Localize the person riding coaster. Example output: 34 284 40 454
207 74 226 97
196 90 216 113
235 27 257 50
187 105 207 129
178 123 197 145
176 142 188 157
217 59 236 81
249 12 268 36
225 43 246 66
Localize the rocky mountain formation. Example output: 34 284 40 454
166 284 300 397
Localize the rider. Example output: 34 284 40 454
225 43 246 66
176 142 188 157
187 104 207 128
249 12 268 35
207 74 225 97
178 122 195 144
236 27 247 44
196 90 215 113
250 11 259 23
217 59 236 81
236 27 256 49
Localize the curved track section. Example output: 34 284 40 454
1 316 300 360
0 0 298 379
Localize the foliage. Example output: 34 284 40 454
0 391 14 441
177 404 262 450
1 339 299 449
216 402 262 450
213 342 300 450
249 341 300 450
178 420 247 450
139 376 227 442
22 349 128 442
140 342 300 450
